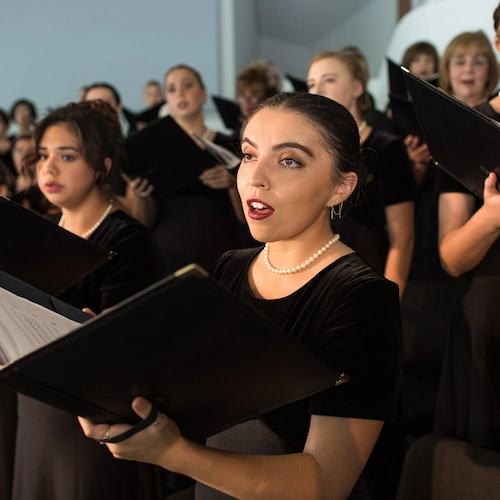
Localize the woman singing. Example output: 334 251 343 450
80 93 403 500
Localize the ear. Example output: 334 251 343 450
104 157 112 174
495 35 500 54
327 172 358 207
202 88 208 104
352 79 364 100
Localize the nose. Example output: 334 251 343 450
309 83 319 95
244 155 270 189
38 155 57 177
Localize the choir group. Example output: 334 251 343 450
2 4 500 499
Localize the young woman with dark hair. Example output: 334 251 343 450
80 92 403 500
11 101 166 500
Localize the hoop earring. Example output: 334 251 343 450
331 201 343 220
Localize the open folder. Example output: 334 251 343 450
403 69 500 199
0 197 114 295
123 116 217 199
0 264 346 442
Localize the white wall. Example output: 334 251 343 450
312 0 397 77
1 0 220 114
254 0 396 81
257 36 312 78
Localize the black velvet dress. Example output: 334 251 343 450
153 132 243 276
196 248 403 499
12 210 167 500
434 170 500 451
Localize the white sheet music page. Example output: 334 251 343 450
0 287 78 364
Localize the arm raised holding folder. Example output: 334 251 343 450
80 93 403 500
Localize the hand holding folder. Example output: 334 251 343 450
0 264 346 442
402 70 500 199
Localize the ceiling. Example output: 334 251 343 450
255 0 374 46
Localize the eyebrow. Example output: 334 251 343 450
241 137 314 157
38 146 80 152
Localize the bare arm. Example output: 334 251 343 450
80 397 382 500
384 200 415 298
439 172 500 276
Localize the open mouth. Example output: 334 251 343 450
247 199 275 220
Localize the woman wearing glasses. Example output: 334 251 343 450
439 31 498 109
435 24 500 451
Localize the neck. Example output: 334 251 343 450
264 222 337 270
461 95 485 108
59 192 112 238
18 124 31 135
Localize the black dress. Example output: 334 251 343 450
434 170 500 451
196 248 403 500
153 132 242 276
334 128 416 274
12 211 166 500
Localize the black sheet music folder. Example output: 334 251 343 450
403 70 500 199
0 264 345 442
212 95 241 130
0 196 114 295
124 116 217 198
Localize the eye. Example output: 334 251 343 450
38 153 47 160
61 154 75 161
166 86 175 93
325 77 336 83
280 157 302 168
242 152 256 162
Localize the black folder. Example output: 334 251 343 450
386 60 421 138
387 58 438 99
0 270 91 323
286 74 308 93
0 264 345 442
123 115 216 198
133 102 165 125
387 58 410 99
403 70 500 199
389 92 422 139
212 95 241 130
0 197 114 295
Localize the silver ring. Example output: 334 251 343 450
151 413 163 426
99 425 111 445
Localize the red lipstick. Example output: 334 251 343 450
247 198 275 220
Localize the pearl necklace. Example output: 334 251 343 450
358 120 367 134
58 202 113 239
263 234 340 275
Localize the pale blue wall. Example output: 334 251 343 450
1 0 220 114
